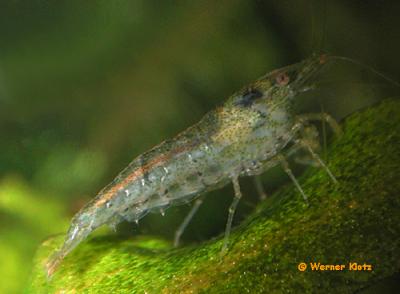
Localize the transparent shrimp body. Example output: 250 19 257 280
46 54 335 277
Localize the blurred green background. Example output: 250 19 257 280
0 1 399 293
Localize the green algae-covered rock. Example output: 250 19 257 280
28 99 400 293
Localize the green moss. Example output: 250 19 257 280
28 99 400 293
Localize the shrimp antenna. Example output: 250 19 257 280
330 55 400 88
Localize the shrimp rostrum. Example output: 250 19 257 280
46 54 341 277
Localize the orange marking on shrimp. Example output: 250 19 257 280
94 145 191 207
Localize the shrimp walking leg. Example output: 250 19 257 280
254 175 267 200
297 112 342 136
290 124 321 167
221 176 243 254
278 155 309 204
174 197 204 247
292 113 341 183
300 140 338 183
286 137 320 166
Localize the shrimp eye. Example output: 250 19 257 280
275 73 290 86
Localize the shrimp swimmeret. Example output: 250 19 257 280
46 54 342 277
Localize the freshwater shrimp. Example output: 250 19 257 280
46 53 342 277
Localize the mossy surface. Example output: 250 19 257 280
28 99 400 293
